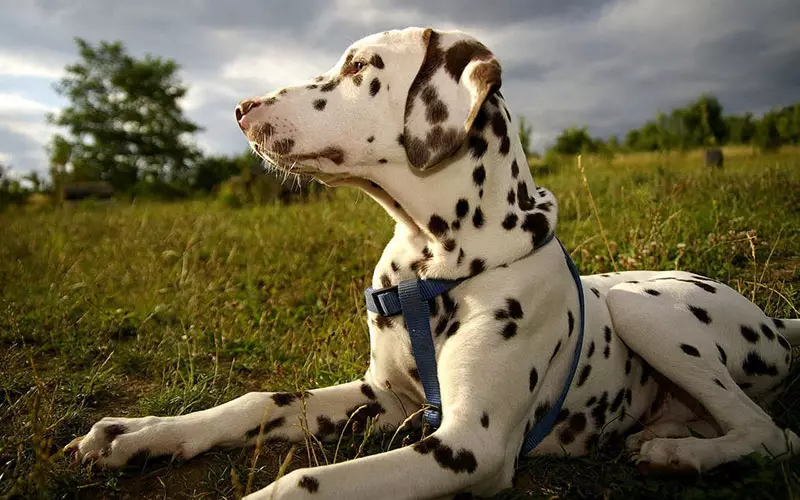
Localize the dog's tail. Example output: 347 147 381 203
775 318 800 346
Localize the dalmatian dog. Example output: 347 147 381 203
67 27 799 499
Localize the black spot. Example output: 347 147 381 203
499 136 510 155
716 343 728 365
590 287 600 298
369 78 381 96
680 344 701 357
568 311 575 337
640 362 652 385
507 189 516 204
413 436 477 474
378 158 388 164
409 367 421 381
534 402 551 422
587 341 596 358
777 335 791 350
397 133 405 146
603 345 611 358
456 199 469 218
246 416 285 439
521 212 551 247
313 99 327 111
740 325 760 343
320 78 340 92
517 182 535 210
470 259 485 276
502 322 518 339
591 392 609 428
713 378 726 389
446 321 461 337
104 424 126 441
569 412 587 433
610 388 625 412
586 396 597 406
502 213 518 229
555 408 570 424
550 340 562 361
742 351 779 376
529 366 538 391
603 326 612 343
472 165 486 186
443 239 457 252
468 136 488 159
760 323 776 341
772 318 785 330
472 207 484 228
272 392 302 407
688 305 711 324
645 289 661 296
625 357 632 375
429 297 439 317
457 248 465 265
577 364 591 387
473 107 489 130
428 215 449 236
625 389 632 405
481 412 490 428
380 274 391 288
511 159 520 178
507 299 523 319
299 475 319 493
370 54 385 69
360 384 377 400
491 111 507 137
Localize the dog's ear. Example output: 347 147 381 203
403 29 502 171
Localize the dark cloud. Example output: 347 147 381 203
1 0 799 171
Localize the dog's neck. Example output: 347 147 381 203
362 95 559 284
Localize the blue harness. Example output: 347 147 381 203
364 236 585 457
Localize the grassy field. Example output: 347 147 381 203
1 150 799 499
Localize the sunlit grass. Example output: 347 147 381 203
1 150 798 499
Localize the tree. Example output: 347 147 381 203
518 116 533 158
551 127 598 155
47 38 201 193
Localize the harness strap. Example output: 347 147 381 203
364 236 584 457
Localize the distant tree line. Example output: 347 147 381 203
3 38 799 209
545 94 800 156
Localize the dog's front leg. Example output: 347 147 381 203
246 314 562 500
66 379 410 468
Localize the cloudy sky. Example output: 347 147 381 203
1 0 799 174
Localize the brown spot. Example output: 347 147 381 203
353 74 363 86
445 40 493 81
313 99 327 111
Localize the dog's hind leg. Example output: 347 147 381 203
65 378 411 468
606 287 799 472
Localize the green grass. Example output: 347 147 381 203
1 150 799 499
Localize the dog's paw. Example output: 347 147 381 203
634 437 703 474
65 416 181 468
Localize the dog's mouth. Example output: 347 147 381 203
251 143 346 177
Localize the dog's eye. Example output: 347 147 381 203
353 61 367 72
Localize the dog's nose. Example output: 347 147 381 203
235 99 262 130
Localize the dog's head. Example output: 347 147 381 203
236 27 501 182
